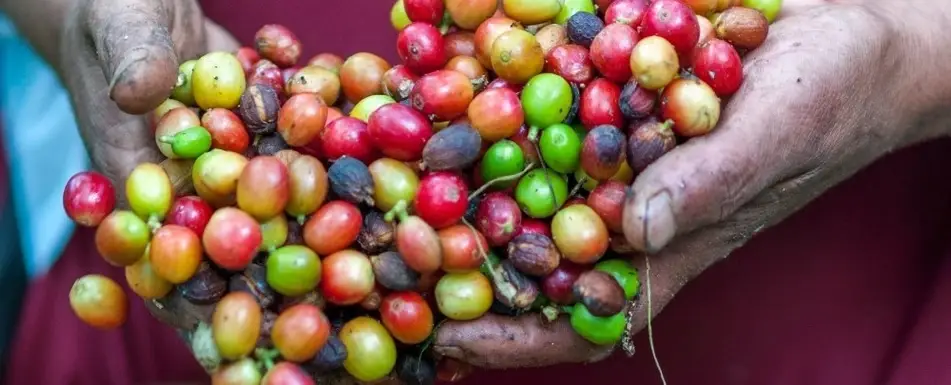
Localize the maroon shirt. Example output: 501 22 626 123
6 1 951 384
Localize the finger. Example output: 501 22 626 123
204 19 241 53
433 313 613 369
621 29 822 253
84 0 179 114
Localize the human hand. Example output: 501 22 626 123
59 0 238 195
432 0 951 370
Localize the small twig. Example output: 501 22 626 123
645 255 667 385
467 162 536 201
570 175 588 197
531 141 559 210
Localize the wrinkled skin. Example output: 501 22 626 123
41 0 951 381
58 0 237 201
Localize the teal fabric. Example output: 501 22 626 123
0 13 89 279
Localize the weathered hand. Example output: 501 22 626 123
432 0 950 370
60 0 237 194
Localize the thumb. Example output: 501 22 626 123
622 57 815 253
84 0 180 115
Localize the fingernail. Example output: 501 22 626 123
643 191 675 253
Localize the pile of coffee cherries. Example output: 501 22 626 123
62 0 777 383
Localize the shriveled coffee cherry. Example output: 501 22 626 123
474 16 523 68
445 0 497 29
254 24 301 68
149 224 202 284
566 12 604 47
267 245 322 297
589 23 639 83
178 262 227 305
467 88 524 142
410 70 474 121
285 66 341 106
714 6 769 50
414 172 468 229
70 274 127 329
692 38 744 97
640 0 700 59
213 292 262 360
551 204 609 264
661 78 721 137
586 181 626 233
286 155 329 221
126 162 173 224
541 261 586 305
303 200 362 256
369 158 420 212
545 44 594 85
573 270 626 316
490 29 544 85
308 53 344 74
63 171 115 227
438 224 488 273
627 118 676 173
630 35 680 90
321 117 379 163
405 0 445 25
367 103 434 162
535 24 568 55
382 65 420 102
507 233 561 276
238 84 280 135
605 0 648 27
340 53 392 103
580 78 623 129
203 207 262 271
422 123 483 171
372 251 420 291
192 51 246 110
94 211 149 266
236 156 290 220
475 192 522 246
202 108 250 153
581 125 626 181
398 22 447 74
618 80 657 120
321 250 376 305
328 156 376 207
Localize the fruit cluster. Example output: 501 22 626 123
62 0 776 383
